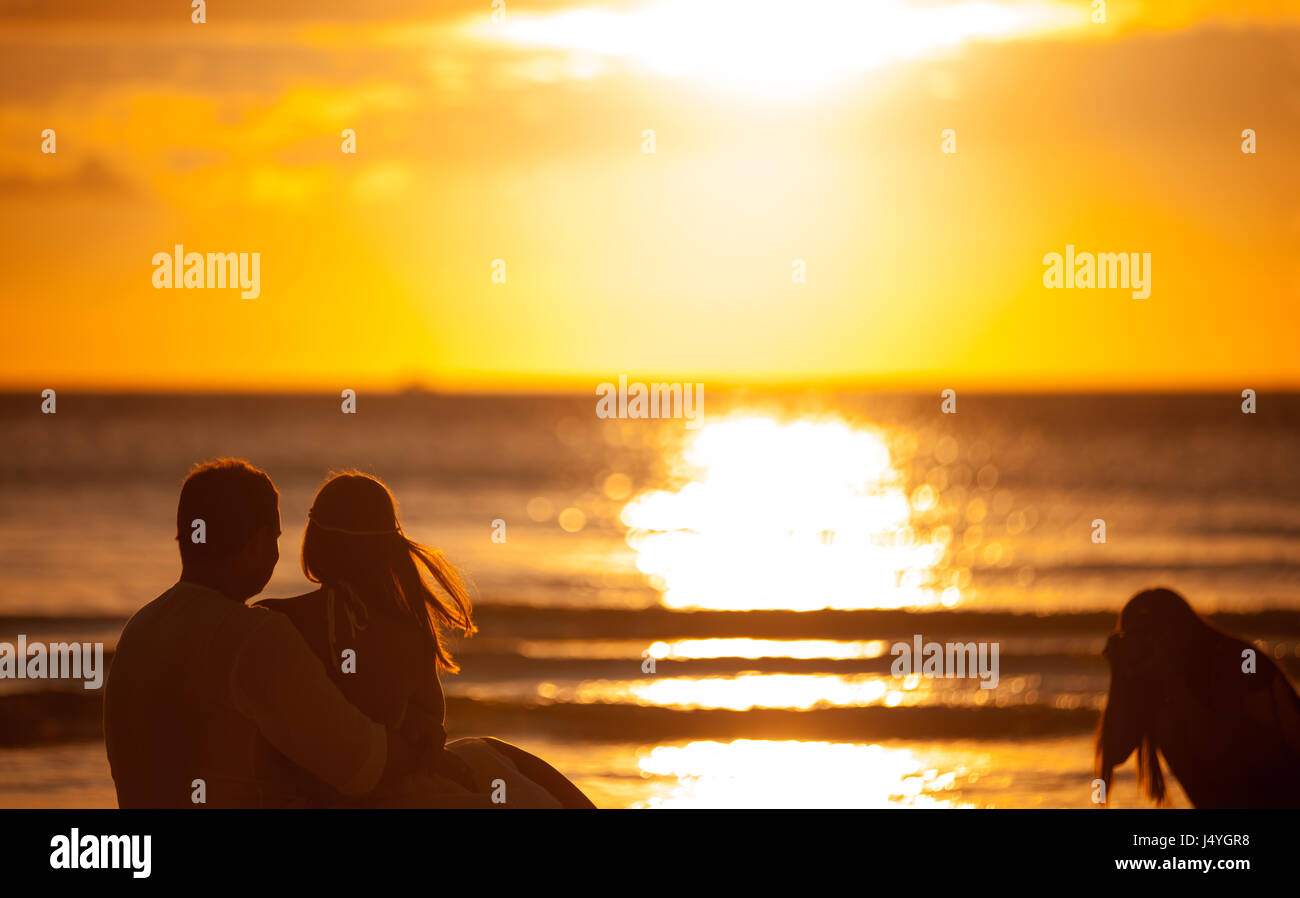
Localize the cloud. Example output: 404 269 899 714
0 0 561 25
0 156 135 196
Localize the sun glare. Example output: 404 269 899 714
464 0 1086 96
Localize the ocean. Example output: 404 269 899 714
1 391 1297 808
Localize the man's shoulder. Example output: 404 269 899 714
115 583 188 644
117 582 282 656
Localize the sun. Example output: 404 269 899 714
463 0 1087 98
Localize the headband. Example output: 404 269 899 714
308 509 403 536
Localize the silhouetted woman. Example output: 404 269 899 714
1096 587 1300 808
257 471 596 808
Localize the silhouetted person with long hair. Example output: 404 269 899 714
257 471 596 808
104 459 421 807
1096 587 1300 808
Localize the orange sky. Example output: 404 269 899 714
1 0 1298 392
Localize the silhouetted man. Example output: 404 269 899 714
104 458 407 807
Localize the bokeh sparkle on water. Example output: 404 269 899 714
621 414 957 610
1 392 1295 808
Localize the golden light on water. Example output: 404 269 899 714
524 674 1064 710
626 674 899 710
453 672 1081 711
516 638 889 660
635 740 966 808
527 673 932 710
621 415 951 610
645 638 889 661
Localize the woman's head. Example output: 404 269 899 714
1117 587 1205 656
302 472 475 670
1095 587 1215 805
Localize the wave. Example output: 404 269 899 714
0 689 1104 748
4 605 1300 639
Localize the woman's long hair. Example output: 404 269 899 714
1094 587 1231 806
301 472 476 671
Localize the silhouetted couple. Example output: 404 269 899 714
104 459 596 808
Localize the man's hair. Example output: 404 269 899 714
176 459 279 566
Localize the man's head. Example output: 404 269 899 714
176 459 280 601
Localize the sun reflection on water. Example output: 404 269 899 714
451 672 1089 711
623 673 902 710
621 415 950 610
644 638 889 661
516 638 889 660
635 740 968 808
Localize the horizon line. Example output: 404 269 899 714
1 382 1295 398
